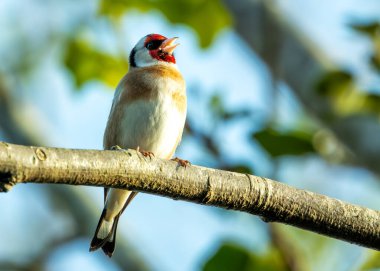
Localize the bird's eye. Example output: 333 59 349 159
145 40 163 50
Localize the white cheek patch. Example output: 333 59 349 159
134 50 160 67
133 48 177 68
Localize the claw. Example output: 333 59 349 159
171 157 191 168
136 146 155 159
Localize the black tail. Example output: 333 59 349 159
89 209 120 257
101 216 120 257
90 191 137 257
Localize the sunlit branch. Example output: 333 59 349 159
0 142 379 250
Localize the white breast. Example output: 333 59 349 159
117 78 185 158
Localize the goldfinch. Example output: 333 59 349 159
90 34 187 257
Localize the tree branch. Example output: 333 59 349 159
0 142 379 250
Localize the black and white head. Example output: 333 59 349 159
129 34 179 68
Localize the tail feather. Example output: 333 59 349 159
90 209 119 257
101 215 120 257
90 191 138 257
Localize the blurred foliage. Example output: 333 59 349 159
210 94 251 120
185 120 221 158
273 225 339 271
359 251 380 271
316 70 353 97
224 164 253 174
99 0 231 47
65 39 129 88
312 129 349 163
203 242 287 271
350 21 380 73
65 0 230 87
351 22 380 38
253 128 315 158
186 92 252 161
315 70 380 116
313 21 380 119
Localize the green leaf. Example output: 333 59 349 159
350 22 380 39
315 71 380 116
253 128 315 157
99 0 231 47
359 251 380 271
315 70 353 96
350 21 380 76
64 40 128 88
203 243 252 271
203 242 287 271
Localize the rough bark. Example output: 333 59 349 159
0 142 379 250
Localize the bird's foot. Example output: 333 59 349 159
110 145 123 151
136 146 155 159
171 157 191 168
0 172 14 192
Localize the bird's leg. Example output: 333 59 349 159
171 157 191 168
136 146 155 159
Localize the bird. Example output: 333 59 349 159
89 33 188 257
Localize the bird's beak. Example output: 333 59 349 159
160 37 179 55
